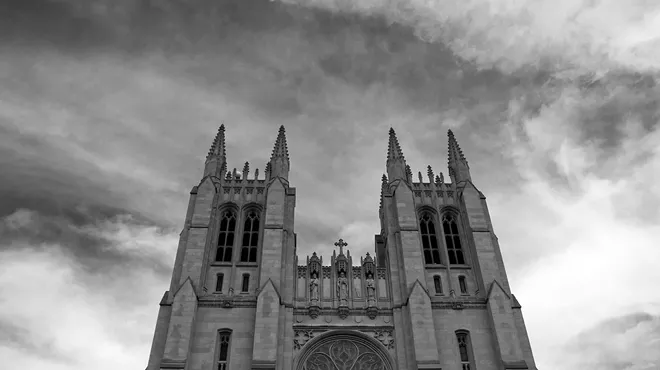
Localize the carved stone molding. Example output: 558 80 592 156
366 306 378 320
371 330 395 350
308 305 320 319
338 306 349 320
293 329 319 351
430 299 486 310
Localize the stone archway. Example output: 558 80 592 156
295 331 394 370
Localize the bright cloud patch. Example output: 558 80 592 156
281 0 660 73
492 82 660 368
0 210 177 370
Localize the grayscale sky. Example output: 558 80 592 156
0 0 659 369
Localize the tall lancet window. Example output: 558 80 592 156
443 213 466 265
216 211 236 262
456 331 473 370
217 330 231 370
420 212 442 264
240 211 260 262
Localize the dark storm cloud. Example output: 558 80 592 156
0 0 115 50
0 0 517 113
0 122 174 224
0 208 173 276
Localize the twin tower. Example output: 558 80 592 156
146 125 537 370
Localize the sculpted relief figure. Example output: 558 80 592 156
337 271 349 304
309 272 319 302
365 274 376 301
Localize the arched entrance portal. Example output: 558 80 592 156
295 331 394 370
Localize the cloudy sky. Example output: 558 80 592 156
1 0 659 369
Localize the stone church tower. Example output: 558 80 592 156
146 125 537 370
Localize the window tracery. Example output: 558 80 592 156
299 335 391 370
420 212 442 265
456 331 473 370
240 210 260 262
216 211 236 262
217 331 231 370
443 213 465 265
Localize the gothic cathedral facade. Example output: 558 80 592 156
146 125 537 370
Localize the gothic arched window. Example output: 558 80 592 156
215 273 224 292
433 275 443 294
217 330 232 370
443 213 466 265
458 275 468 295
456 331 473 370
241 273 250 293
240 210 260 263
216 211 236 262
419 212 442 265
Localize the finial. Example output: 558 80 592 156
334 238 348 255
435 175 441 186
243 162 250 180
418 171 423 183
381 174 388 186
440 172 445 184
427 165 434 183
225 171 232 180
232 168 238 179
405 165 412 181
254 168 259 180
265 162 271 175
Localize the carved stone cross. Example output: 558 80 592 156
334 238 348 255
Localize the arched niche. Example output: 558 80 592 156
295 330 394 370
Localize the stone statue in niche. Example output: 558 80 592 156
309 271 319 303
337 271 349 305
365 272 376 303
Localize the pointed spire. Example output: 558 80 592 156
447 129 471 183
204 124 227 178
206 124 226 160
270 125 290 162
268 125 290 180
387 127 405 162
386 128 408 181
427 165 434 183
447 129 466 162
